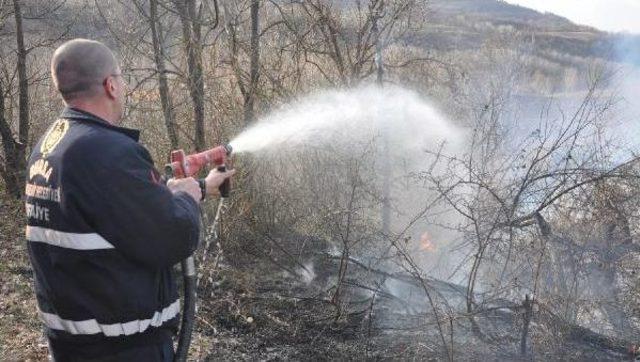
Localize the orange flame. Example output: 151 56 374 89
419 232 437 252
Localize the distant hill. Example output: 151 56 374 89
432 0 582 31
421 0 640 66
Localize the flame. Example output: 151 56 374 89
419 232 437 252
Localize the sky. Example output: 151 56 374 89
505 0 640 34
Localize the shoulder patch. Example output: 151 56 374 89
41 119 69 157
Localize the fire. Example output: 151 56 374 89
419 232 437 252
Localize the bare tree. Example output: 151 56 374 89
150 0 179 149
173 0 209 151
220 0 261 125
0 0 28 197
246 0 260 124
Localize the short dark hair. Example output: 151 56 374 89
51 39 118 102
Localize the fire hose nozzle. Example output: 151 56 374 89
165 144 234 197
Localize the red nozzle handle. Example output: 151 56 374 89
165 145 232 179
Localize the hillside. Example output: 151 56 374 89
422 0 639 64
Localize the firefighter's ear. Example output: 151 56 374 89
103 75 118 100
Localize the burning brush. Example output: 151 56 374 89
419 231 437 252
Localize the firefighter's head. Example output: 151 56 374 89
51 39 127 124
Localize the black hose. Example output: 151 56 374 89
172 158 230 361
174 256 196 362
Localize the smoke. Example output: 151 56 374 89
296 262 316 285
617 36 640 147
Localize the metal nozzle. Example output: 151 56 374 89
224 144 233 155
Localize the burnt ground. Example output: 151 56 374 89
0 197 636 361
190 228 636 361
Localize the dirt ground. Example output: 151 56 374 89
1 197 634 361
0 196 445 361
0 199 48 360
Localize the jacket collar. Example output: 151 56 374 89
60 107 140 142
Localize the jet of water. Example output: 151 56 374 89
229 84 463 156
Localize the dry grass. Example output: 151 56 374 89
0 197 48 361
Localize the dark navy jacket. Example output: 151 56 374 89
25 107 200 357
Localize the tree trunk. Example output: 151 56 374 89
0 78 22 198
15 0 28 149
150 0 179 150
0 0 29 198
372 9 390 236
174 0 206 151
244 0 260 125
520 294 533 355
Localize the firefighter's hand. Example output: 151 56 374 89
166 177 201 203
205 168 237 197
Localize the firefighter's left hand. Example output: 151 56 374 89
205 168 236 196
166 177 201 202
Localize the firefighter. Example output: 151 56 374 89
24 38 235 361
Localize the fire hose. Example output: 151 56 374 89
164 144 233 362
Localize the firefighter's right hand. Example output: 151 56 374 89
166 177 201 203
204 168 237 196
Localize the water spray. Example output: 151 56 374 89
227 85 461 156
